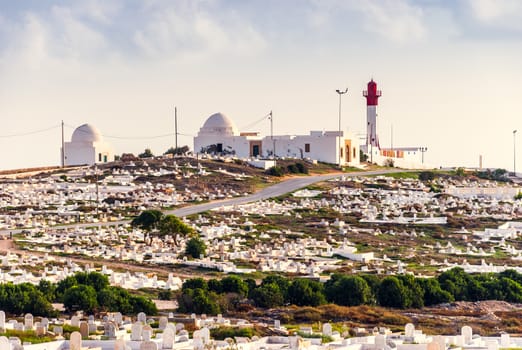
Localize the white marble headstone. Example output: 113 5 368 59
70 332 82 350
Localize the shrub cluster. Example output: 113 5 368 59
178 268 522 314
266 162 308 177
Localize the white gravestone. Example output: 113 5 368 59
71 316 80 328
162 328 175 349
158 317 168 330
70 332 82 350
131 322 142 341
24 314 33 329
0 312 5 331
462 326 472 345
142 325 153 341
0 336 10 350
322 323 332 337
140 341 158 350
405 323 415 338
137 313 146 324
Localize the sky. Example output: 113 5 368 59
1 0 521 171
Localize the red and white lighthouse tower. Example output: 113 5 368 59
363 79 382 149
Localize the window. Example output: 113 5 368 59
98 153 102 162
305 143 310 152
353 148 356 158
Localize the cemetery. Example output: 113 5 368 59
2 163 522 336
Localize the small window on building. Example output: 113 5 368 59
98 153 102 162
340 148 343 157
353 148 356 158
305 143 310 152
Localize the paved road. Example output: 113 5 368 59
168 168 406 217
0 168 408 234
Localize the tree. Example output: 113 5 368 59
261 275 290 301
63 285 98 313
419 171 435 182
164 146 189 156
131 210 164 232
139 148 154 158
287 279 326 306
377 276 408 308
185 237 207 259
325 274 371 306
220 276 249 297
417 278 453 306
183 278 208 291
158 215 193 243
250 283 284 308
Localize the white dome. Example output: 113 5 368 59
199 113 239 136
71 124 103 143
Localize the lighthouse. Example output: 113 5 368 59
363 79 382 149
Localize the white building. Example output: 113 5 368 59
62 124 114 166
193 112 360 166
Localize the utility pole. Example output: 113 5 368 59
61 120 65 167
175 107 178 151
514 130 518 177
336 88 348 168
270 111 275 164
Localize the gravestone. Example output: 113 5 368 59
24 314 33 329
137 312 146 324
405 323 415 338
200 327 210 344
80 322 89 338
274 320 280 330
175 323 184 332
486 340 498 350
427 341 439 350
104 322 116 339
9 338 21 350
71 316 80 328
158 317 168 330
162 327 175 349
462 326 472 345
433 335 445 350
114 313 123 326
375 334 386 350
40 318 49 329
114 339 127 350
289 336 298 350
142 325 153 341
0 336 10 350
131 322 142 341
53 326 63 336
192 338 203 350
0 311 5 331
501 334 510 348
70 332 82 350
140 341 158 350
35 324 46 336
322 323 332 337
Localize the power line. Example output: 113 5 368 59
240 112 272 131
0 124 60 138
64 124 194 140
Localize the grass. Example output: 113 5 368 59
0 329 55 344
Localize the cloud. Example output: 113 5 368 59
350 0 426 43
132 6 266 62
465 0 522 31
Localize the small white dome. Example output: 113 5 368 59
199 113 239 136
71 124 103 143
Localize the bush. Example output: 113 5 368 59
266 166 284 177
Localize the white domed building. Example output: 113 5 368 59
194 112 360 166
194 112 263 158
62 124 114 166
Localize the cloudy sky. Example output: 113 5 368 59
1 0 521 171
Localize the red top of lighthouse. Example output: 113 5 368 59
363 79 382 106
